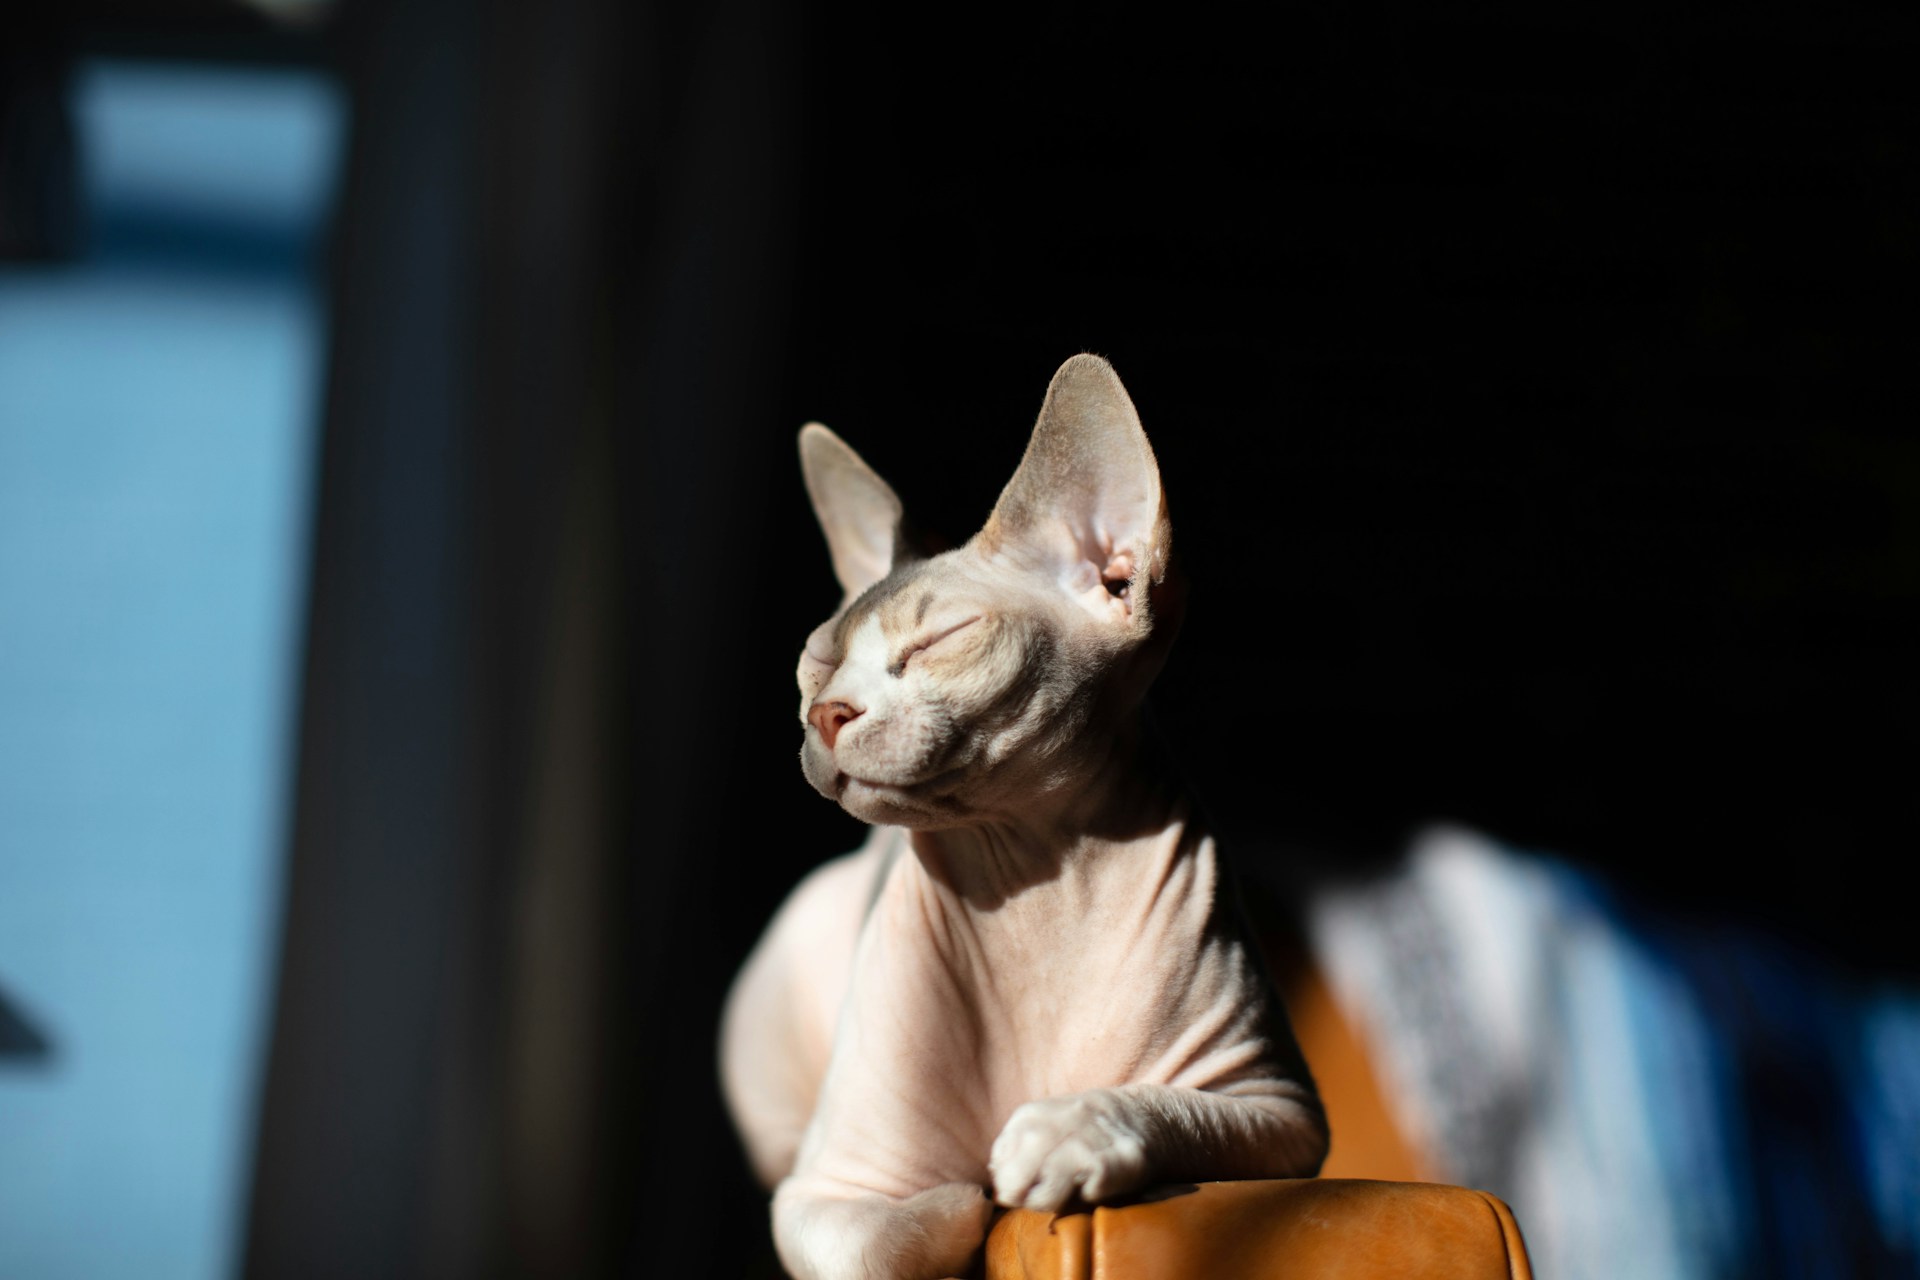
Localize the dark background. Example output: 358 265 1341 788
11 0 1918 1275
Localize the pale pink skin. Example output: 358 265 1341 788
720 357 1327 1280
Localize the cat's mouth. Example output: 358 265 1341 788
839 763 969 800
835 768 971 824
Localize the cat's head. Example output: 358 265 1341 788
795 355 1180 829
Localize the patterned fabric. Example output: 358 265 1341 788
1311 827 1920 1280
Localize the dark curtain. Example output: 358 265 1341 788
245 0 805 1273
246 2 1919 1276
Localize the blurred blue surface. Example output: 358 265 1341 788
0 59 343 1279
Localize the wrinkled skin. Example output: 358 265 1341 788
721 356 1327 1280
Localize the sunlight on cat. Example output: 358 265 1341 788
721 355 1326 1280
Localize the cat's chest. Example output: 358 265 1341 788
851 838 1246 1103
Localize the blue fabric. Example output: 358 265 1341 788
1313 830 1920 1279
1603 877 1920 1278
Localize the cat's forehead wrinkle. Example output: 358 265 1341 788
849 559 980 633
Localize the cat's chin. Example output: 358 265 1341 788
834 773 968 827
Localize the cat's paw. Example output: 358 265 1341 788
988 1089 1152 1212
899 1181 994 1277
774 1178 990 1280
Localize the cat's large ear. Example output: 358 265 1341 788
799 422 908 601
980 355 1170 626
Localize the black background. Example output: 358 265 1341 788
780 8 1919 956
11 1 1917 1275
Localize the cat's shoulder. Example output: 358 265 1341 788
769 825 903 941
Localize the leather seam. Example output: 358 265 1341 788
1474 1189 1529 1280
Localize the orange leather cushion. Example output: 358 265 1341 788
983 1179 1531 1280
1271 941 1430 1182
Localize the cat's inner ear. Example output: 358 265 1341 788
980 355 1170 620
799 423 910 601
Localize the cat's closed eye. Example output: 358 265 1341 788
890 616 981 677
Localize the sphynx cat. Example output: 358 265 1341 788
721 355 1327 1280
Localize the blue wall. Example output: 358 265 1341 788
0 60 343 1279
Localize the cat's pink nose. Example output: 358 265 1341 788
808 699 862 749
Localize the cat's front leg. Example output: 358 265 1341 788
772 1174 993 1280
988 1082 1327 1212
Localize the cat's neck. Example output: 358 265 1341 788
903 715 1190 909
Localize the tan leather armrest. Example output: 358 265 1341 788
984 1179 1531 1280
